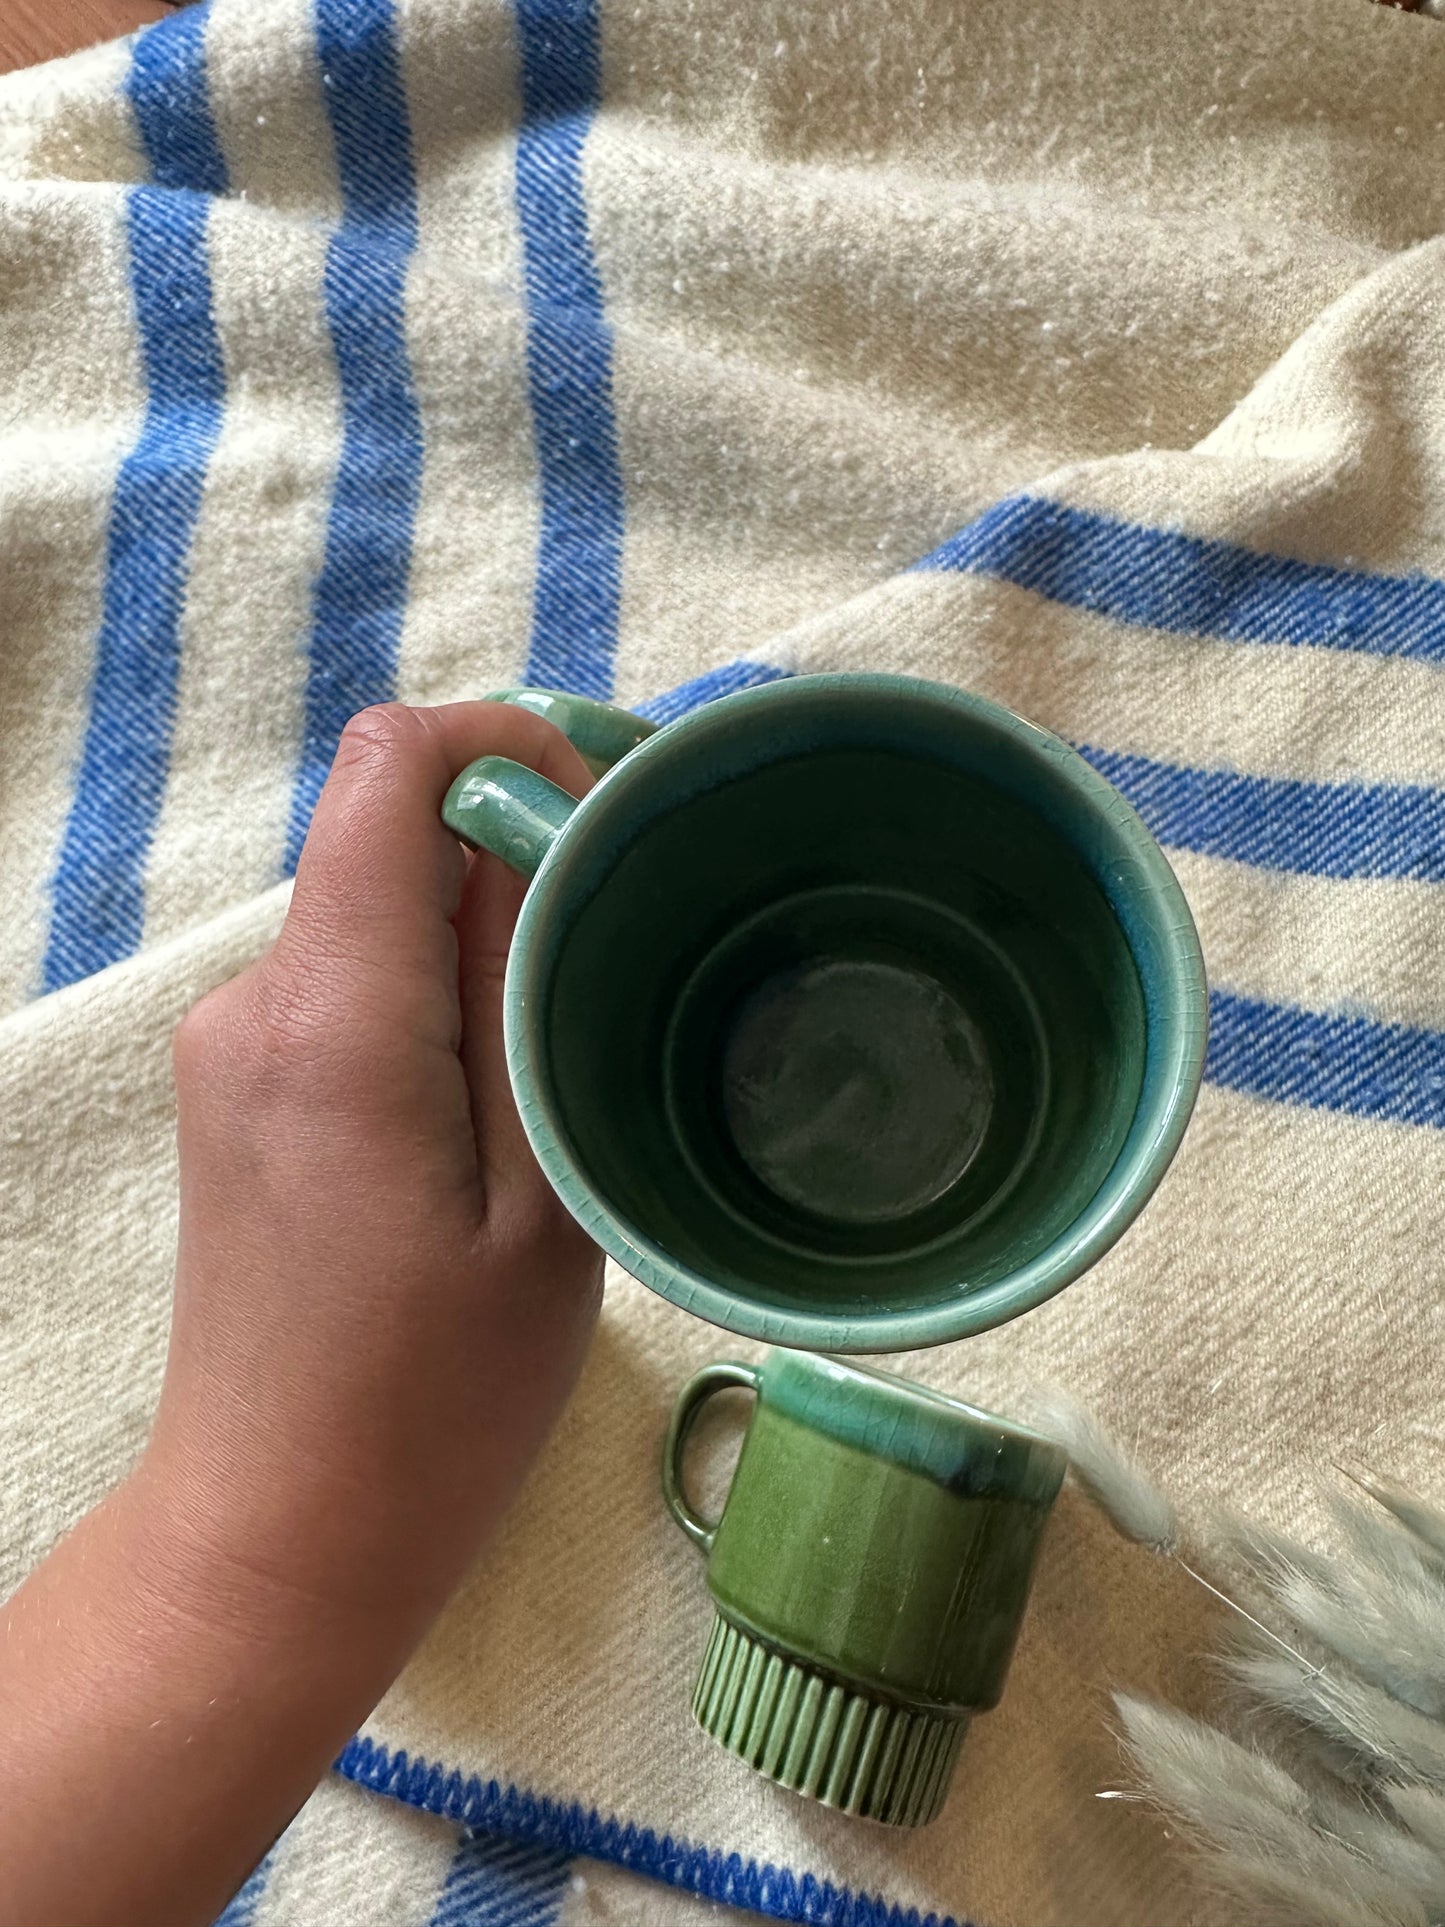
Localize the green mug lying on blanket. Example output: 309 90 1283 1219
442 673 1207 1352
662 1349 1068 1825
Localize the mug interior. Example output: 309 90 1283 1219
521 677 1201 1344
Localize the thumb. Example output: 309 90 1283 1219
450 720 596 1197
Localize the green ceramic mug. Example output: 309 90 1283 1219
662 1350 1068 1825
442 674 1206 1351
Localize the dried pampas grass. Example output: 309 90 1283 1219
1025 1387 1179 1554
1029 1389 1445 1926
1114 1698 1444 1927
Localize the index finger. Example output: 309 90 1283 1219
271 701 593 1029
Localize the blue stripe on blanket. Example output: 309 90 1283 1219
284 0 423 871
41 10 229 989
428 1830 572 1927
1208 989 1445 1131
1076 745 1445 884
338 1736 970 1927
920 495 1445 663
41 189 226 992
644 659 1445 1132
127 0 229 194
514 0 626 698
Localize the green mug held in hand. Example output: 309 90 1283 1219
661 1350 1069 1825
443 674 1207 1352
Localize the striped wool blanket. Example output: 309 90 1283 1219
3 0 1444 1922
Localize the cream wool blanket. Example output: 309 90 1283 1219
3 2 1445 1922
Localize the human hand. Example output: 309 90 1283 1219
0 702 604 1927
153 699 605 1628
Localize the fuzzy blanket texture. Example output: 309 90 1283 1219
2 0 1444 1921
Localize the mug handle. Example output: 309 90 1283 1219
661 1361 761 1555
442 688 658 878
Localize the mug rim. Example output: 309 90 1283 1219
503 672 1208 1352
777 1350 1070 1480
812 1354 1062 1449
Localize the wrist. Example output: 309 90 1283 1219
114 1438 426 1690
0 1449 416 1927
140 1318 529 1643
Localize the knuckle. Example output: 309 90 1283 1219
172 984 231 1084
243 963 345 1079
175 964 336 1114
172 975 292 1132
332 702 426 777
240 963 419 1127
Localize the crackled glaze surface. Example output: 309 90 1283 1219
443 674 1207 1352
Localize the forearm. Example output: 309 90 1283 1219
0 1453 419 1927
0 701 601 1924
